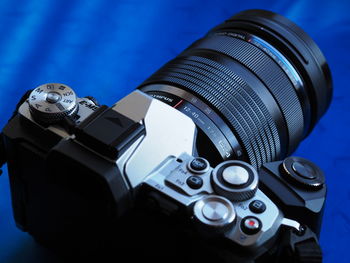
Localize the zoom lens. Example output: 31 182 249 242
139 9 332 168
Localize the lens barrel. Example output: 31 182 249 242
139 9 332 168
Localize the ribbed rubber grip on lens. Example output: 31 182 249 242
142 55 281 168
188 35 304 154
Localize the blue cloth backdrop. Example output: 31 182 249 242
0 0 349 262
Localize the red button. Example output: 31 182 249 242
248 220 256 226
241 216 261 235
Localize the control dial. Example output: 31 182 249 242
281 157 325 190
211 160 258 201
193 195 236 234
28 83 78 124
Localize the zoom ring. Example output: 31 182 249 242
187 34 304 154
167 58 279 164
173 55 281 160
142 56 281 168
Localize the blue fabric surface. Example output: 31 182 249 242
0 0 349 262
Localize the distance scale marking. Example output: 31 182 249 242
148 91 234 160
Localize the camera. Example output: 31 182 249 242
0 9 332 262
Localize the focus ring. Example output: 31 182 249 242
187 34 304 154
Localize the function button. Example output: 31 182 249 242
188 157 209 174
241 216 262 235
222 166 249 186
186 176 203 189
249 200 266 214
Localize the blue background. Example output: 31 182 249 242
0 0 349 262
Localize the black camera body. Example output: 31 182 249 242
1 85 325 262
0 9 332 263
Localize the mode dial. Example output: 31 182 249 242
211 160 258 201
28 83 78 124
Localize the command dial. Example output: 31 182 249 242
211 160 259 201
281 156 325 190
28 83 78 124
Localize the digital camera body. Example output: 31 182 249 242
0 9 332 263
1 84 325 262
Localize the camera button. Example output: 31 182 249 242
193 195 236 233
202 201 229 221
222 166 249 186
188 158 209 174
281 157 325 190
187 176 203 189
211 160 258 201
292 161 316 179
249 200 266 214
241 216 261 235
